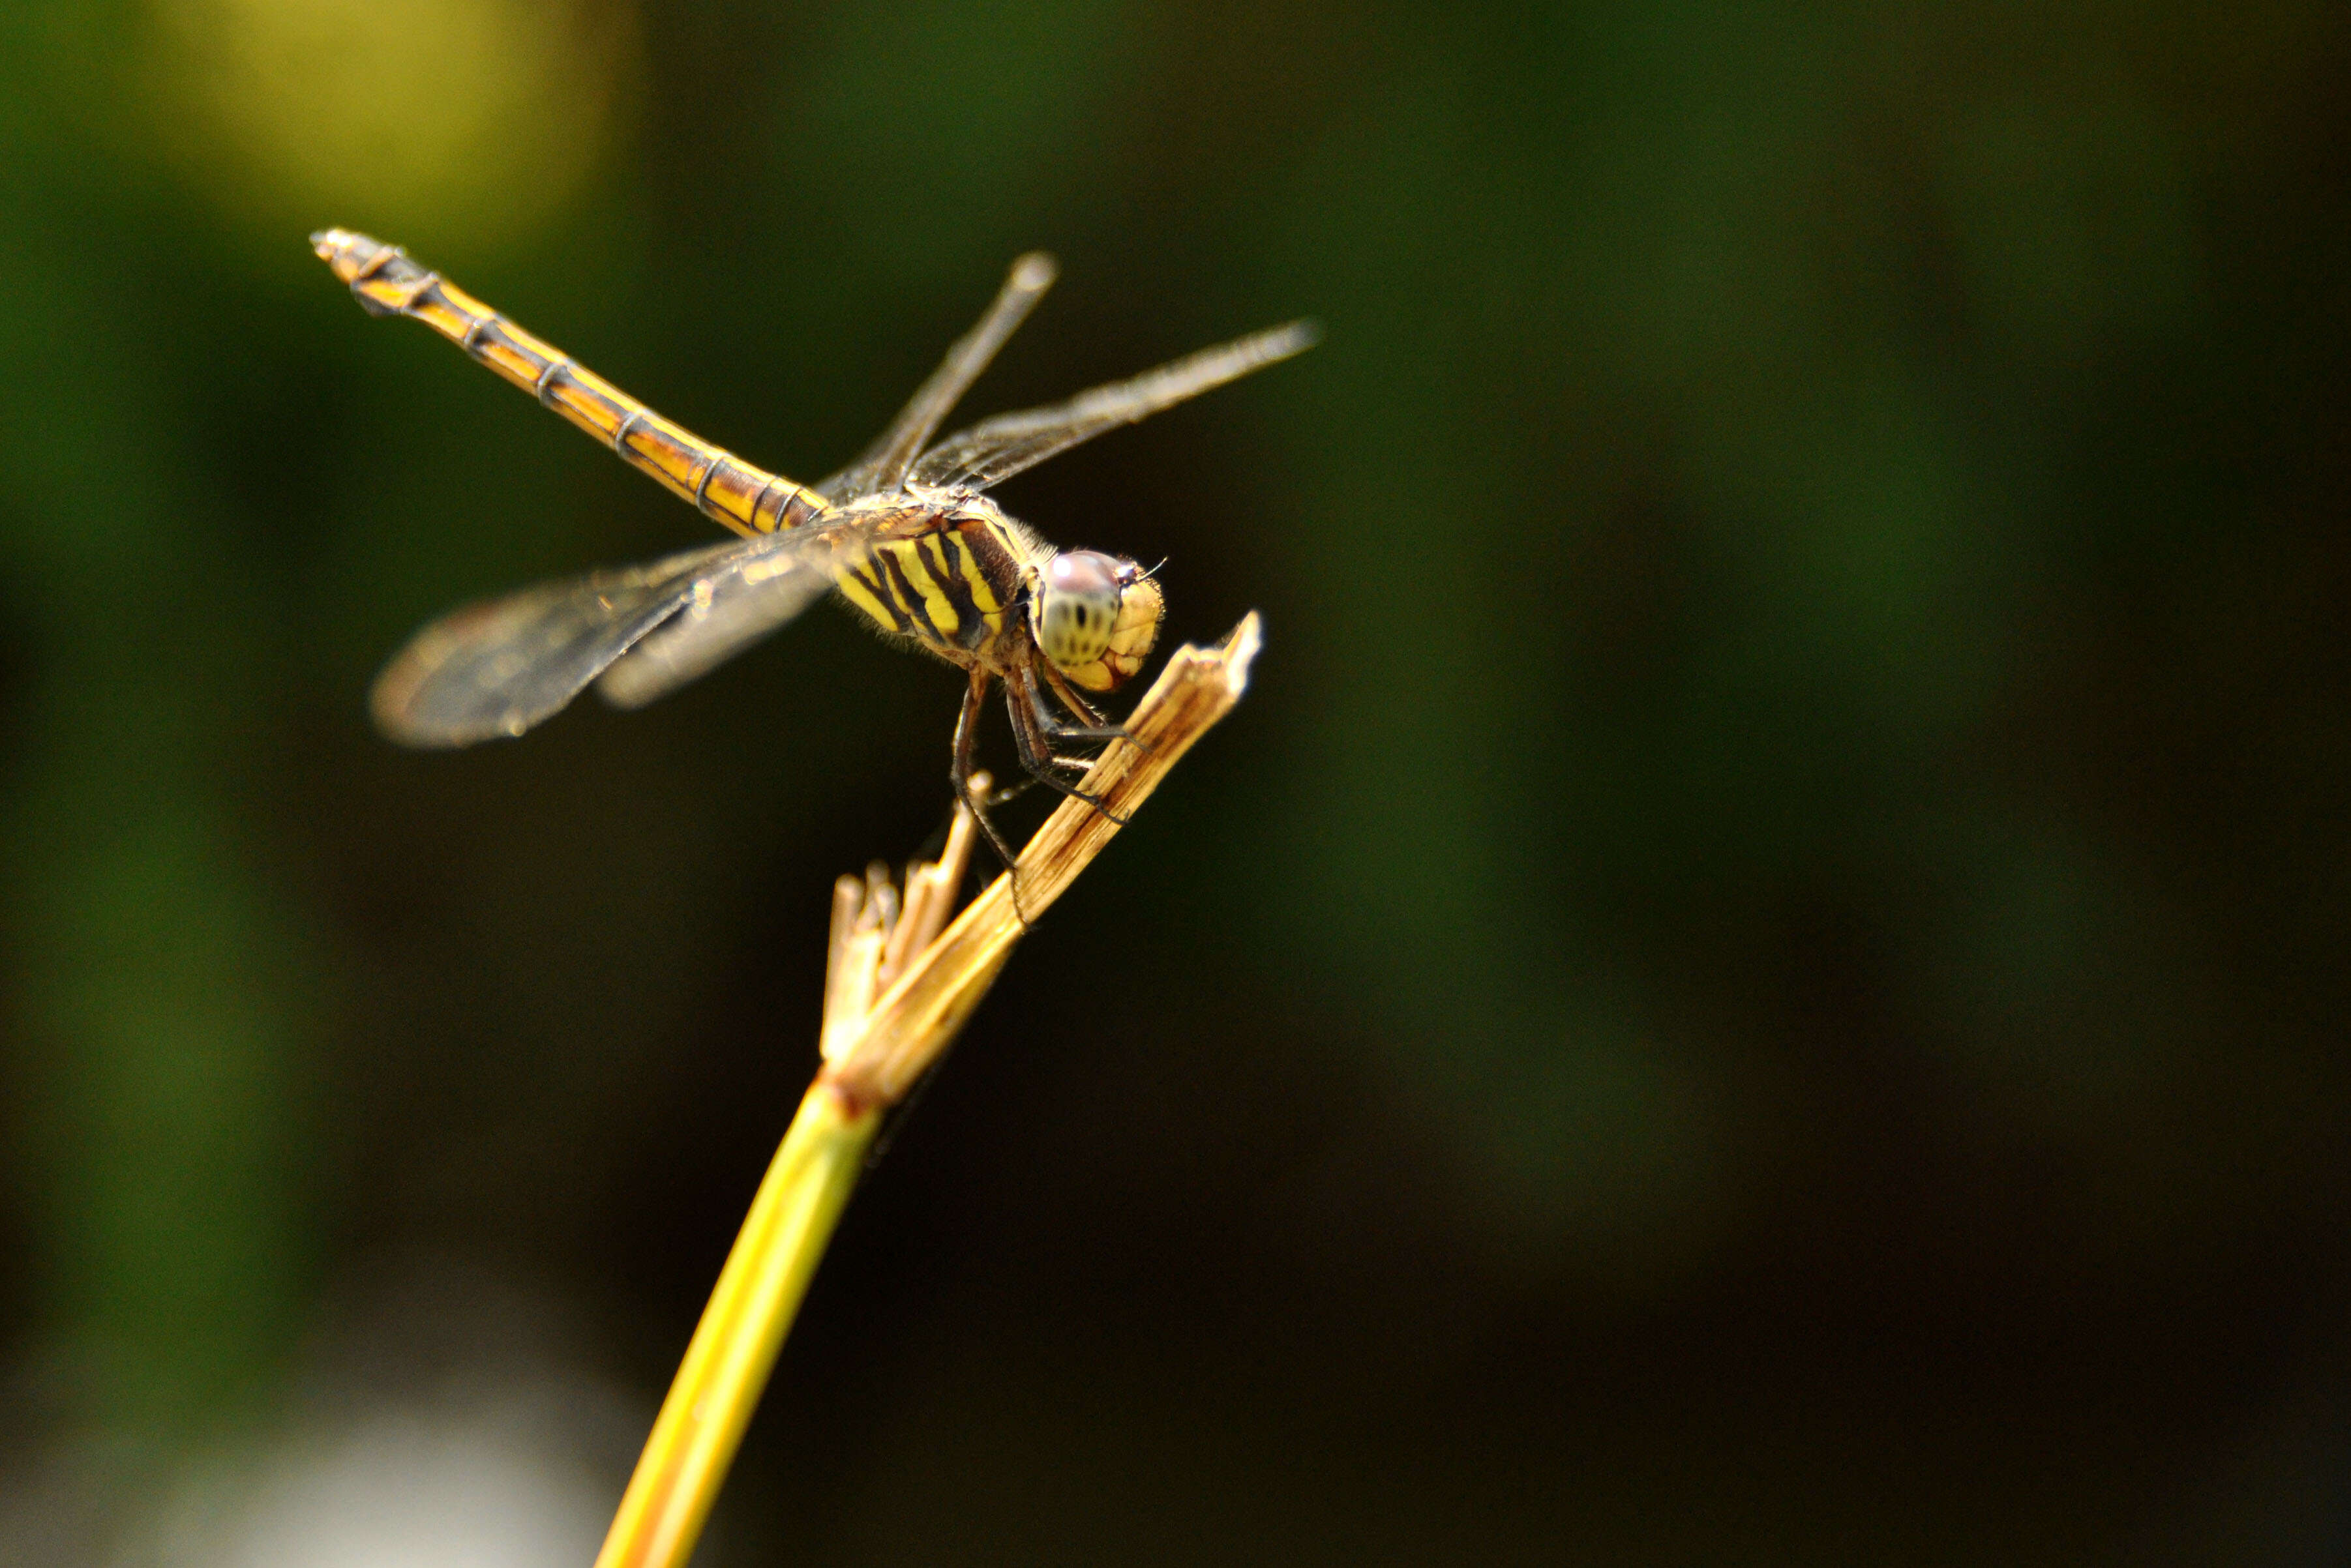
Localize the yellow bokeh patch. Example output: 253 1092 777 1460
141 0 640 248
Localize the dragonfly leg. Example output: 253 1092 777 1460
1006 662 1130 827
952 667 1021 875
1038 662 1111 728
1038 658 1155 755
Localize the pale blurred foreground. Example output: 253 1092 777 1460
5 1262 639 1568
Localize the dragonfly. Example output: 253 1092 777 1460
312 229 1313 869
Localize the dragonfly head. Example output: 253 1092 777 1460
1034 550 1163 693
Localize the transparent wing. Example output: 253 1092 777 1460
372 525 858 747
906 320 1318 493
818 254 1058 503
594 531 847 709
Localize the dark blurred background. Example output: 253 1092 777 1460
1 1 2348 1561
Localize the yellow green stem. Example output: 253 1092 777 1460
591 1082 877 1568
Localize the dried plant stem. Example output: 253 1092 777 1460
591 614 1262 1568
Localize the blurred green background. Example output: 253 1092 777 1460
2 0 2348 1561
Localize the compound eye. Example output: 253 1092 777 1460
1037 550 1124 671
1047 550 1120 599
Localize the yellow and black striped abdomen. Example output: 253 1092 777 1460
831 511 1030 661
313 229 826 540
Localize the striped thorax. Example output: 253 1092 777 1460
826 494 1162 694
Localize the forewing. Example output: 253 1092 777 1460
906 320 1317 493
371 540 747 747
819 254 1058 503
